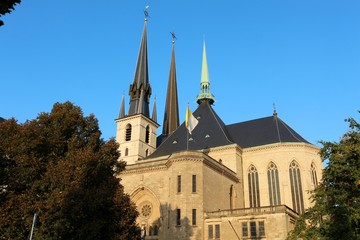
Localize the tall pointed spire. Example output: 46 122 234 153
196 40 215 105
128 14 152 117
119 94 125 118
152 97 157 123
162 35 180 136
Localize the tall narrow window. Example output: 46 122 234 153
176 209 181 226
267 162 281 206
311 163 318 187
192 175 197 193
177 175 181 193
208 225 213 239
248 165 260 207
215 224 220 239
250 221 256 237
145 125 150 143
230 185 234 210
125 148 129 156
153 225 158 235
125 124 132 141
259 221 265 236
192 209 196 225
289 160 305 213
242 222 248 237
145 149 149 157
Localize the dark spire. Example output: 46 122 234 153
162 38 179 135
152 97 157 122
119 94 125 118
128 19 152 117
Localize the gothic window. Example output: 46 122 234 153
145 125 150 143
267 162 281 206
250 221 256 237
215 224 220 239
125 124 132 141
149 226 153 236
248 165 260 207
311 163 318 187
289 160 305 213
259 221 265 236
153 225 158 235
192 175 197 193
125 148 129 156
242 222 248 237
208 225 213 239
192 209 196 225
177 175 181 193
176 209 181 226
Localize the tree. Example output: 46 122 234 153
0 102 141 239
0 0 21 26
288 112 360 240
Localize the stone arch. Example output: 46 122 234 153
130 186 161 235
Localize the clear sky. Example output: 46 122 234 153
1 1 359 147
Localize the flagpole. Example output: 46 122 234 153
187 128 189 150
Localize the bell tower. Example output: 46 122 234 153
115 11 159 165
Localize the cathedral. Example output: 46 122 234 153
115 15 323 240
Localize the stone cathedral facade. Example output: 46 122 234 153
115 17 322 240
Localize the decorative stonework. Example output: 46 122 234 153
139 201 153 219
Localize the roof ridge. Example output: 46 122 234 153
276 117 304 142
274 116 282 142
206 103 233 143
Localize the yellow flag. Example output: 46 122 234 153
185 106 198 134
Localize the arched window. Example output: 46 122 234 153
145 125 150 143
248 165 260 208
153 225 159 235
289 160 304 213
149 226 153 236
311 163 318 188
145 149 149 157
125 124 132 141
267 162 281 206
125 148 129 156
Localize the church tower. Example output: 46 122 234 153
115 13 159 165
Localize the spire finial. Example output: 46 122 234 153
273 103 278 117
170 32 177 44
144 5 150 21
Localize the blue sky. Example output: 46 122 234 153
1 1 359 146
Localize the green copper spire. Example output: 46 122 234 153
196 40 215 105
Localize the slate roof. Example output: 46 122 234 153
151 101 233 158
227 115 309 148
150 102 309 159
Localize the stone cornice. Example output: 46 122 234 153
115 113 160 127
242 142 320 154
120 150 239 182
203 143 243 154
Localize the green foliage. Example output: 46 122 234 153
288 112 360 240
0 0 21 26
0 102 140 239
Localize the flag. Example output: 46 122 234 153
185 106 198 134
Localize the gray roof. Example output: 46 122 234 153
150 102 309 159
